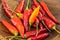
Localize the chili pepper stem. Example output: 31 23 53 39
29 23 32 31
52 26 60 34
25 0 30 10
27 38 31 40
36 22 38 36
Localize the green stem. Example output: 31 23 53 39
52 26 60 34
25 0 30 10
36 22 38 36
29 23 32 31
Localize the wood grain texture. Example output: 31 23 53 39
0 0 60 40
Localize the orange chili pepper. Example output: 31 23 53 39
29 6 40 26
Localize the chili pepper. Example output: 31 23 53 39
1 0 13 17
2 0 24 20
40 1 59 24
1 19 18 36
37 33 49 40
24 28 47 38
24 0 32 31
33 0 45 15
27 33 48 40
42 16 60 34
29 5 40 27
10 16 24 38
15 0 25 13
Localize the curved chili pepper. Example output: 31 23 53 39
15 0 25 13
33 0 45 15
37 33 49 40
40 1 59 24
1 19 18 36
10 16 24 38
24 28 47 38
42 16 60 34
29 6 40 26
27 33 48 40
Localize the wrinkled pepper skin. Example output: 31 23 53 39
40 1 59 24
1 19 18 36
11 16 24 38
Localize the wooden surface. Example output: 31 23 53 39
0 0 60 40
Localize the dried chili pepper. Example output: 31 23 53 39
1 19 18 36
33 0 45 15
29 6 40 26
15 0 25 13
42 16 60 34
10 16 24 38
40 1 59 24
24 28 47 38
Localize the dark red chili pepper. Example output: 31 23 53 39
1 19 18 36
24 0 33 31
24 28 47 38
42 16 60 34
37 33 49 40
15 0 25 13
33 0 45 15
10 16 24 38
40 1 60 24
27 33 49 40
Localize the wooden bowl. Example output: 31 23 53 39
0 0 60 40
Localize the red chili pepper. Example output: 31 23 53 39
33 0 45 15
40 1 60 24
37 33 49 40
24 0 32 31
42 16 60 34
10 16 24 38
24 28 47 38
32 4 36 10
1 0 13 17
1 19 18 36
27 33 48 40
15 0 25 13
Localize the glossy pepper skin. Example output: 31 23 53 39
15 0 25 13
29 6 40 26
11 16 24 38
1 19 18 36
33 0 45 15
24 28 47 38
40 1 59 24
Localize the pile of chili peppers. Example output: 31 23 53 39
1 0 60 40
